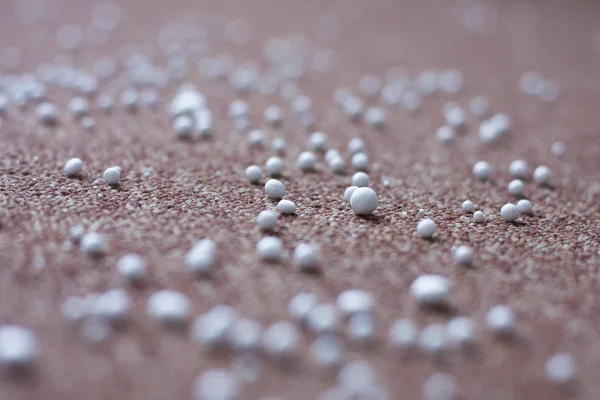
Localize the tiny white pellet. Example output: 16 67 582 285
293 243 319 272
70 224 85 243
423 373 456 400
96 93 114 112
351 171 370 187
349 187 378 216
0 325 38 368
277 200 296 215
257 210 277 231
61 296 89 323
229 99 249 118
264 105 282 127
120 88 138 111
264 179 285 199
195 110 213 139
545 353 576 384
140 88 159 109
344 186 358 203
95 289 131 324
401 90 422 112
500 203 520 222
469 96 489 118
194 369 239 400
439 69 463 94
147 290 190 327
248 129 265 146
444 106 466 130
347 137 365 155
551 141 566 157
416 218 436 238
80 232 107 257
358 74 382 97
473 211 486 223
351 152 369 172
445 316 476 347
265 157 283 177
338 360 376 393
418 323 447 355
533 165 552 185
191 305 236 349
229 318 262 352
473 161 492 180
415 69 439 95
36 102 58 124
262 321 300 360
453 245 473 265
310 334 344 368
245 165 262 184
516 199 532 214
336 289 374 317
185 240 216 276
103 167 121 185
81 116 96 132
486 305 516 336
389 319 418 351
271 137 286 154
310 131 328 152
334 86 352 106
328 156 346 174
257 237 283 262
509 159 529 179
410 274 450 306
508 179 525 196
461 200 474 213
347 312 375 343
64 158 83 177
297 151 317 171
307 303 340 334
116 253 146 284
289 292 317 322
342 96 363 120
69 97 89 118
436 125 455 145
365 106 386 129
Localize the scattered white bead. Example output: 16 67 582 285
508 179 525 197
336 289 375 318
257 210 277 231
438 69 463 94
347 137 365 155
444 106 466 130
185 239 216 276
80 232 107 257
416 218 436 238
486 305 516 336
509 159 529 179
70 224 85 243
389 319 418 351
436 125 455 145
472 161 492 180
64 158 83 177
351 172 370 188
147 290 191 327
445 316 476 347
193 369 239 400
551 141 566 157
264 105 282 127
516 199 532 214
461 200 474 213
293 243 320 272
347 312 375 343
410 274 450 306
229 318 262 352
262 321 300 361
69 97 89 118
81 116 96 132
0 325 38 368
96 93 114 112
533 165 552 185
328 156 346 174
120 88 138 111
191 305 237 349
342 96 363 120
95 289 131 324
349 187 378 216
310 334 345 368
338 360 376 393
245 165 262 184
289 292 317 322
310 131 328 152
36 102 58 124
365 107 386 129
257 237 283 262
265 157 283 177
297 151 317 171
116 253 146 284
418 323 447 355
103 167 121 185
423 373 456 400
351 152 369 171
307 303 340 334
248 129 265 146
545 353 576 384
229 99 249 119
500 203 520 222
453 245 473 265
473 211 486 223
358 74 382 97
469 96 489 118
271 137 286 155
264 179 285 199
344 186 358 203
277 200 296 215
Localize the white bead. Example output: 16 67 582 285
307 303 340 334
344 186 358 202
365 107 386 129
438 69 463 94
70 224 85 243
533 165 552 185
36 102 58 124
96 93 113 112
69 97 89 118
194 369 239 400
516 199 532 214
342 96 363 119
293 243 319 272
500 203 520 222
271 138 286 154
64 158 83 177
81 116 96 132
264 105 282 127
277 199 296 215
436 125 455 145
486 305 516 336
358 74 382 97
509 159 529 179
191 305 236 349
545 353 576 384
416 218 436 238
103 167 121 185
288 292 317 322
418 323 446 355
347 312 375 343
311 334 344 368
415 69 439 95
257 237 283 262
508 179 525 196
265 157 283 176
336 289 374 317
229 318 262 352
410 274 450 306
245 165 262 184
469 96 489 118
472 161 492 180
401 90 421 112
461 200 474 213
347 137 365 155
351 152 369 172
262 321 300 360
147 290 190 327
120 88 138 111
248 129 265 147
338 360 376 392
328 156 346 174
61 296 89 323
473 211 486 223
264 179 285 199
310 131 328 152
195 110 213 139
0 325 38 368
478 119 502 144
351 171 370 188
445 316 476 347
551 141 566 157
444 106 466 129
116 253 146 284
185 239 216 276
349 187 378 216
453 245 473 265
95 289 131 323
257 210 277 231
423 373 456 400
80 232 107 257
297 151 317 171
389 319 418 351
229 99 248 119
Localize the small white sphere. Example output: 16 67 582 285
508 179 525 196
351 152 369 171
423 373 456 400
347 137 365 155
533 165 552 185
310 131 328 152
342 96 363 120
288 292 317 322
444 106 466 129
469 96 489 118
64 158 83 177
265 157 283 177
70 224 86 243
410 274 450 306
293 243 320 272
264 105 282 127
436 125 455 145
307 303 340 334
509 159 529 179
325 149 341 164
272 137 286 154
416 218 437 238
103 167 121 185
349 187 378 216
516 199 533 214
297 151 317 171
36 102 58 124
445 316 476 347
344 186 358 203
80 232 107 257
262 321 300 360
351 171 370 187
545 353 576 384
69 97 89 118
257 237 283 262
248 129 265 146
147 290 191 327
365 106 386 129
95 289 131 323
120 88 138 111
257 210 277 231
439 69 463 94
473 161 492 180
81 116 96 132
245 165 262 184
264 179 285 199
347 313 375 343
551 141 566 157
0 325 38 368
229 318 262 353
461 200 474 213
338 360 376 393
486 305 516 336
453 245 473 265
418 323 447 355
310 334 344 368
194 369 239 400
191 305 236 349
473 211 486 223
389 319 418 351
359 74 382 97
328 156 346 174
185 240 216 276
500 203 520 222
96 93 114 112
116 253 146 284
336 289 375 317
277 199 296 215
229 99 249 118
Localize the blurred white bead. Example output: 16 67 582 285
0 325 38 368
410 274 450 306
486 305 516 336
